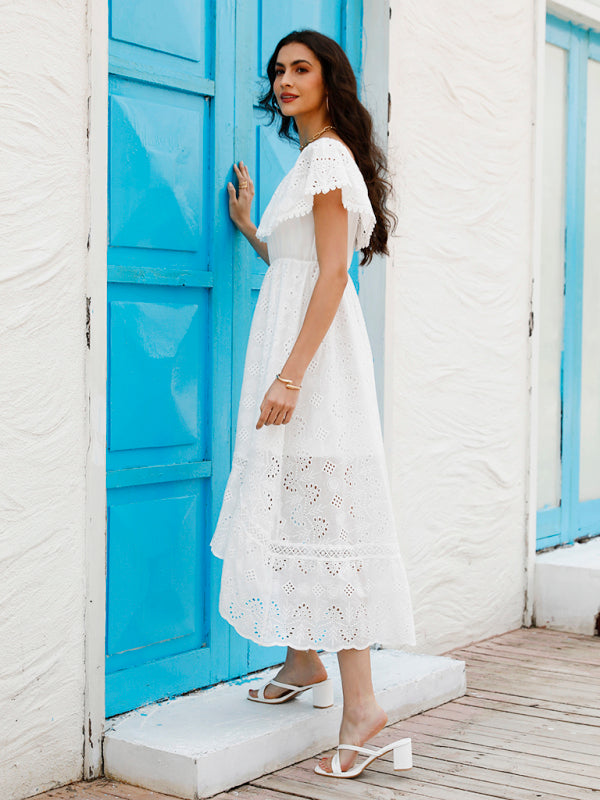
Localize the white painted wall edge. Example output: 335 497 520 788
359 0 389 430
524 1 547 627
84 0 109 779
547 0 600 31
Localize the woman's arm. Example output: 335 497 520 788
237 220 270 265
256 187 349 429
227 161 269 264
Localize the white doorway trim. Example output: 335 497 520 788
84 0 109 777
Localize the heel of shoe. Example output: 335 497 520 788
393 739 412 771
311 678 334 708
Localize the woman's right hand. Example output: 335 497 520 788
227 160 254 231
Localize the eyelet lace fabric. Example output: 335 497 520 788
210 137 417 650
255 137 376 252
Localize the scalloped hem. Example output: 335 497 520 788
218 610 417 651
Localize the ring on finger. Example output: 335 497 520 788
239 181 248 189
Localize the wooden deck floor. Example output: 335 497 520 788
33 627 600 800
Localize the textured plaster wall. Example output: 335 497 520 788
0 2 89 798
385 0 534 654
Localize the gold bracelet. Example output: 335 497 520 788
276 372 302 390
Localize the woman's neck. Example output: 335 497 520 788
295 112 333 148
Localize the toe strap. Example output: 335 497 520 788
330 743 374 775
337 743 379 757
331 750 343 775
269 679 301 692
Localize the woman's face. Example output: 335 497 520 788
273 42 327 117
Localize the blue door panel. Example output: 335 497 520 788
108 77 210 268
109 299 207 452
109 97 204 253
107 283 211 469
107 492 202 655
111 0 208 64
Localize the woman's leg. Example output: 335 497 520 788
318 647 387 773
248 646 328 700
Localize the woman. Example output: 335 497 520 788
210 29 417 779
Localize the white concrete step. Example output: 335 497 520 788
103 648 466 799
535 536 600 635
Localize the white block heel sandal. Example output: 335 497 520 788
248 677 334 707
314 737 412 778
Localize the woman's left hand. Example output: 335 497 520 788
256 379 299 429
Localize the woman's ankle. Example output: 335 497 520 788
341 696 385 724
281 650 327 681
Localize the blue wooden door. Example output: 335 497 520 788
536 14 600 550
106 0 364 716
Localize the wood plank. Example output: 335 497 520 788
455 644 600 673
84 780 183 800
293 755 594 800
391 730 600 788
451 647 600 678
391 719 600 780
255 770 498 800
359 764 593 800
28 790 94 800
455 693 600 727
444 629 598 657
463 688 600 722
461 659 600 692
420 703 600 748
399 746 593 799
212 786 293 800
32 780 182 800
464 668 600 706
460 640 600 667
253 772 401 799
484 628 600 649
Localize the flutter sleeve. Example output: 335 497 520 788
255 137 376 251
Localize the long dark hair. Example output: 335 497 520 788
257 29 397 266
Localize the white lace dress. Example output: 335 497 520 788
210 137 417 650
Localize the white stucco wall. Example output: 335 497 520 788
0 2 89 798
385 0 535 654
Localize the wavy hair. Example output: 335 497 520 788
257 29 397 266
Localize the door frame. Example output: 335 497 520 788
525 0 600 626
84 0 391 776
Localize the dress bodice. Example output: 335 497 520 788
255 137 376 268
264 208 363 267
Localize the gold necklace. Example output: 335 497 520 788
299 124 335 151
